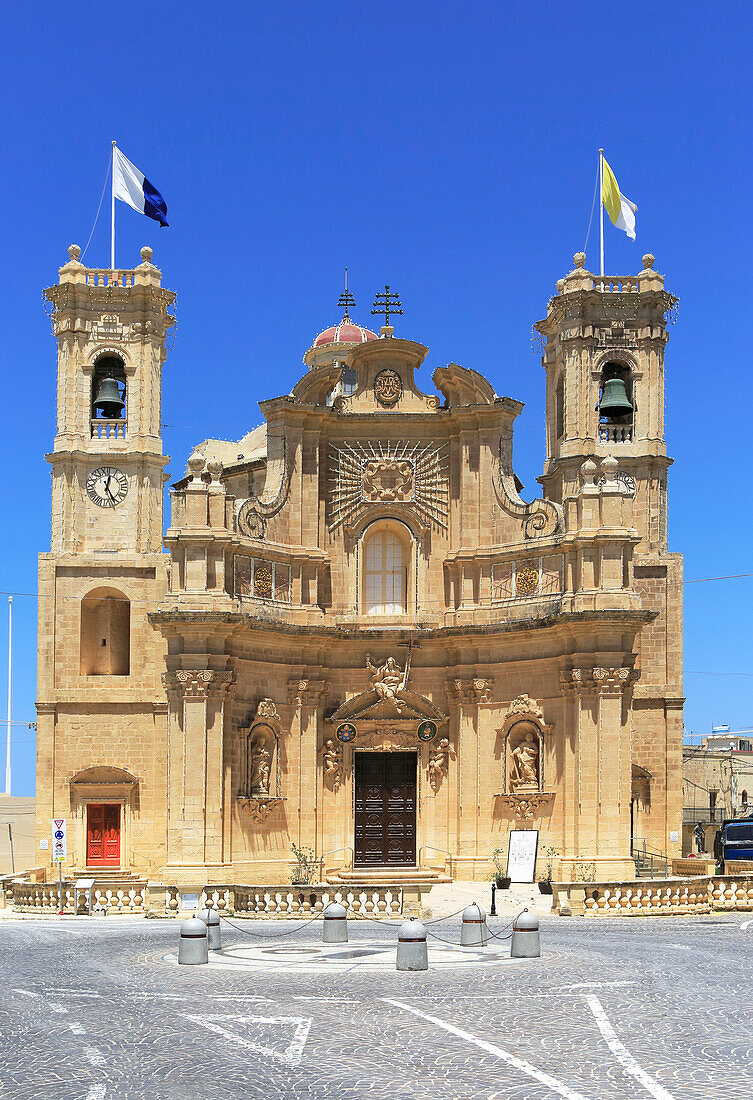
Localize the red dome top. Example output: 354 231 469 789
313 318 378 348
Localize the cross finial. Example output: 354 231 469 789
338 266 356 319
371 284 403 329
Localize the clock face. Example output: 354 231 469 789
86 467 128 508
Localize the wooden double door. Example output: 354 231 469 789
354 752 417 866
86 803 121 867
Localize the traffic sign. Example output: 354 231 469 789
51 818 67 863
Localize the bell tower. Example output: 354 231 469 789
43 244 174 553
537 251 676 552
36 245 175 873
537 251 684 861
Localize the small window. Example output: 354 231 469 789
363 525 409 615
742 790 749 808
80 587 130 675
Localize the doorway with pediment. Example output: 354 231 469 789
354 751 417 867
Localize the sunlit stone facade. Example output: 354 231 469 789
36 247 683 884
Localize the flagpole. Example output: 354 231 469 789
5 596 12 795
598 147 606 279
111 140 117 270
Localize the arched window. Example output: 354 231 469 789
743 790 749 809
80 587 130 676
91 355 127 423
363 524 409 615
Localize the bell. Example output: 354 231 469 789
92 377 125 419
599 377 632 419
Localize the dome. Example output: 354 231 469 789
313 318 377 348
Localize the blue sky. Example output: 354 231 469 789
2 1 752 794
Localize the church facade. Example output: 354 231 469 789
35 245 683 884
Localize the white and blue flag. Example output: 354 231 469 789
113 146 168 227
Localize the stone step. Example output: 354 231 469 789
325 868 451 886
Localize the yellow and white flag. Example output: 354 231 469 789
601 155 637 240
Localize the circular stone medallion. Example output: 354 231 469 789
336 722 357 743
374 368 403 406
417 720 438 742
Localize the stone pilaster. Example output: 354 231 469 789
561 666 636 877
287 678 327 853
163 668 235 875
446 677 492 873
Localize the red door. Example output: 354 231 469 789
87 803 121 867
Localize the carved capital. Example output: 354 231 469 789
446 677 493 705
287 678 328 706
164 669 235 699
560 667 636 695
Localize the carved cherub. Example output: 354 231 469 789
429 737 452 790
320 738 342 789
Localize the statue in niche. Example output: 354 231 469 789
320 739 343 789
509 730 540 791
366 653 406 715
429 738 452 790
248 731 273 796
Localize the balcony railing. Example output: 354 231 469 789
599 423 633 443
592 276 638 293
85 269 135 287
91 418 127 440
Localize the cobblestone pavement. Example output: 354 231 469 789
0 911 751 1099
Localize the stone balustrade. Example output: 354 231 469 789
6 878 403 919
85 269 136 287
598 423 633 443
8 879 147 914
91 418 127 440
591 276 639 293
553 874 753 916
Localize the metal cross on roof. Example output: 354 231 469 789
338 267 356 319
371 285 403 328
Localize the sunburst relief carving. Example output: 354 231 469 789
328 440 448 530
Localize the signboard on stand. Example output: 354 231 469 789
507 828 539 883
51 819 67 864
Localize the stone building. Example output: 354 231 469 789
35 246 683 884
682 729 753 854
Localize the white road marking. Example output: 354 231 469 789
12 989 40 997
384 999 589 1100
558 981 637 991
185 1014 312 1067
584 995 676 1100
68 1022 86 1036
86 1085 106 1099
48 1002 68 1014
83 1047 106 1068
741 920 752 931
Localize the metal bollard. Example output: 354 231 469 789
396 918 428 971
199 907 221 951
460 902 488 946
510 910 540 958
322 902 348 943
178 915 209 965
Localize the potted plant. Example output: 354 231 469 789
537 846 560 894
492 848 511 890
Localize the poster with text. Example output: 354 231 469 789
507 829 539 883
